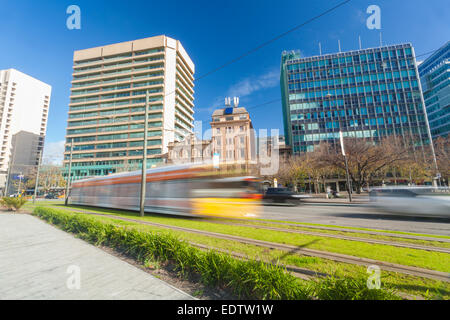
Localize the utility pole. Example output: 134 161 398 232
17 173 23 197
308 174 312 194
339 131 352 202
33 148 43 204
65 139 73 206
4 143 18 197
140 90 149 217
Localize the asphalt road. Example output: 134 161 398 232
260 203 450 236
32 199 449 236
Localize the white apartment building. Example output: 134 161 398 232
0 69 51 194
64 35 195 180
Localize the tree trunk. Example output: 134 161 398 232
355 181 362 194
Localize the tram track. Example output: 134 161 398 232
57 207 450 283
204 220 450 254
213 218 450 243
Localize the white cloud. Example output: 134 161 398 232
355 8 366 24
197 69 279 114
42 140 65 166
227 69 279 98
196 96 224 114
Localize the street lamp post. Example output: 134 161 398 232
4 144 18 197
139 91 149 217
17 173 24 197
65 139 74 206
33 149 43 204
339 131 352 202
308 174 312 194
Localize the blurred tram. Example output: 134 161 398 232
70 163 262 218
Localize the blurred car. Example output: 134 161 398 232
263 187 303 205
369 186 450 217
45 193 57 199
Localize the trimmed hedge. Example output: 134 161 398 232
32 206 401 300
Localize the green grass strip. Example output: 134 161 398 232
32 206 401 300
63 211 450 299
43 204 449 272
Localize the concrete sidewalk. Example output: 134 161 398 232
0 213 193 300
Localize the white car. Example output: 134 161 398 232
369 186 450 217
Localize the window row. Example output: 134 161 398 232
288 84 420 101
286 48 413 71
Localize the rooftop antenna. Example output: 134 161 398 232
338 40 341 53
233 97 239 108
319 42 322 55
379 32 383 47
225 97 231 106
358 35 362 50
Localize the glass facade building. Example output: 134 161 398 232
280 43 432 154
418 41 450 138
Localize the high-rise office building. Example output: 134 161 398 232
419 41 450 138
0 69 51 195
64 35 195 180
280 43 432 154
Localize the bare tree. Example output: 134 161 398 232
314 136 412 193
276 156 309 191
26 165 66 193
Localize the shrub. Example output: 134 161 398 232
312 274 401 300
1 197 27 211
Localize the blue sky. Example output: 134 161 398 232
0 0 449 163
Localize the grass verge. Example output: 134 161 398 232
66 210 450 299
40 204 450 272
32 206 401 300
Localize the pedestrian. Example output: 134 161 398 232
331 189 338 198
